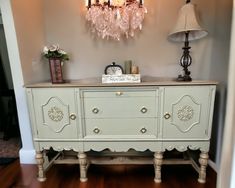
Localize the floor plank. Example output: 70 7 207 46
0 160 216 188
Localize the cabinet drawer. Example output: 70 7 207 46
84 118 157 138
83 97 156 118
82 89 156 98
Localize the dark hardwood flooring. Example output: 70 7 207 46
0 160 216 188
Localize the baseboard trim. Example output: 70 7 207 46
208 159 218 173
19 149 36 164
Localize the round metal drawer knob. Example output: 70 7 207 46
141 107 148 113
92 108 99 114
69 114 76 120
116 91 123 96
93 128 100 134
140 127 147 134
164 113 171 119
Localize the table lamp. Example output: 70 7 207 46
168 0 208 81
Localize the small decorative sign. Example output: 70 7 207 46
102 74 141 83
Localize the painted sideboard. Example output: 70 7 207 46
25 77 217 183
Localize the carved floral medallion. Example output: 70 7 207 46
48 106 64 122
177 105 194 121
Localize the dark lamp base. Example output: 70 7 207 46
177 75 192 82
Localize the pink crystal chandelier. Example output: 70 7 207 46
85 0 147 40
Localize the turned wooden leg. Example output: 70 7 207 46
78 152 88 182
154 152 163 183
198 151 209 183
35 151 46 182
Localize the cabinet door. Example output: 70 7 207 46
31 88 78 139
162 86 215 139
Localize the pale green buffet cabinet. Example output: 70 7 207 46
25 77 217 183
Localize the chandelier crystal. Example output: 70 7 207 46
85 0 147 40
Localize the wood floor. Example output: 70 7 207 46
0 160 216 188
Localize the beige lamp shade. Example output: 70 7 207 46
168 2 208 42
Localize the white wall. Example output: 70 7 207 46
0 0 34 163
0 0 47 163
43 0 214 80
11 0 49 84
10 0 48 162
217 0 235 187
206 0 232 166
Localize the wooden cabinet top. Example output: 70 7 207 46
25 76 218 88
